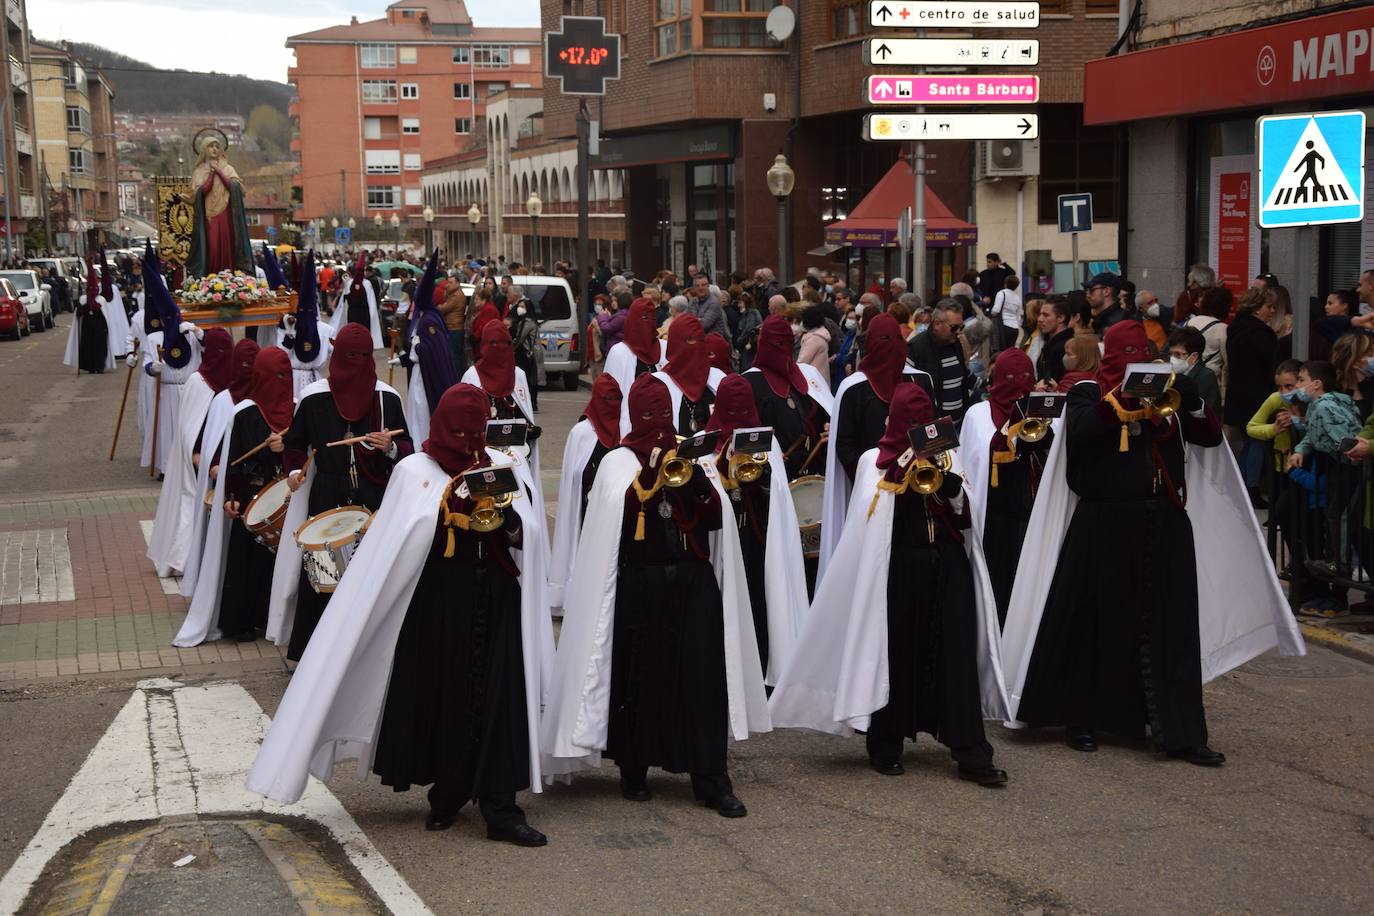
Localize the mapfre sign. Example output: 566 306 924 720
1085 7 1374 125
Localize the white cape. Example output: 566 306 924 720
175 399 257 647
958 400 1066 539
104 286 131 358
61 293 116 371
265 379 406 647
546 418 598 613
754 442 811 685
331 281 384 350
742 363 835 417
146 373 217 577
817 367 932 583
141 331 203 474
998 404 1307 722
649 368 726 436
404 365 430 446
539 448 771 779
180 390 237 598
768 448 1009 735
246 449 554 804
126 311 155 451
605 339 667 433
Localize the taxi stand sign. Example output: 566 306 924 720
1257 110 1365 229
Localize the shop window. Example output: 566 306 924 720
1037 104 1119 223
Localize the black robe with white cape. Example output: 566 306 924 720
246 448 553 804
998 396 1307 724
768 448 1009 734
539 448 771 779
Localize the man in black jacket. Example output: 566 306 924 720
1087 272 1126 334
1036 296 1073 385
908 299 972 422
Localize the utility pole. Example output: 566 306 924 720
575 100 591 371
340 169 347 220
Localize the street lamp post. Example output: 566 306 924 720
373 212 383 248
525 191 542 269
467 203 481 257
422 205 434 254
390 211 400 252
765 154 796 284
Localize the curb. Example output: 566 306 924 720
1298 621 1374 667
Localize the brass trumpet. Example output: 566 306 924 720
909 451 954 496
659 450 695 488
1018 417 1049 443
727 450 768 485
468 491 515 533
1143 371 1183 418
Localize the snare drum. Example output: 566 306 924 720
243 475 292 550
789 475 825 559
295 506 373 594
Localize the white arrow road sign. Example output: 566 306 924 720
868 1 1040 29
865 112 1039 141
866 37 1040 66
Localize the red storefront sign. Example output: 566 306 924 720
1216 171 1253 296
1085 7 1374 124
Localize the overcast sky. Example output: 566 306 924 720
29 0 539 83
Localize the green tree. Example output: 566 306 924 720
246 105 291 158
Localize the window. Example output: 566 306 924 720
366 150 401 175
454 82 471 99
472 44 510 68
405 187 422 206
703 1 774 49
245 213 262 227
1037 104 1120 223
362 79 398 104
360 43 396 68
401 83 419 99
486 82 507 98
65 61 86 88
513 48 531 65
399 46 417 64
65 106 91 134
404 152 422 171
656 0 693 57
367 186 400 210
455 118 472 134
402 118 420 135
363 117 383 139
68 148 92 174
452 46 470 63
829 0 868 39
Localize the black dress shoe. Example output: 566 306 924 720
487 822 548 847
1067 728 1098 752
705 794 747 818
1167 745 1226 767
958 765 1009 787
869 758 905 776
425 813 455 831
620 779 651 802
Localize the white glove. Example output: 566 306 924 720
148 361 164 375
410 335 420 350
125 353 139 368
283 313 296 327
387 356 401 366
178 321 203 339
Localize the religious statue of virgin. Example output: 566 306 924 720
185 128 253 278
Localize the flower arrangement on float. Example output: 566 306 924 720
178 270 273 317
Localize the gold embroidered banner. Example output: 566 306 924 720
155 177 194 267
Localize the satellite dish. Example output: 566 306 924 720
766 5 796 43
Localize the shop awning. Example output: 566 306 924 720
824 159 977 250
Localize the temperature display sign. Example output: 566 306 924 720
545 17 622 96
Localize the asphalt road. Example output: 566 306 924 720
2 319 1373 914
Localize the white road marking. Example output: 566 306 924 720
138 519 182 595
0 678 430 915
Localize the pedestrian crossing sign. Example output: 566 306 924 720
1257 110 1365 229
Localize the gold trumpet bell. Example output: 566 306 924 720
1019 417 1049 442
660 450 694 488
728 452 768 484
908 451 953 496
468 491 514 533
1152 387 1183 418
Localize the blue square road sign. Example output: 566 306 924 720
1057 193 1093 234
1258 110 1365 229
335 227 352 245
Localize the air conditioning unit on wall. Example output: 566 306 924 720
978 138 1041 179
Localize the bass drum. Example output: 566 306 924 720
789 474 824 559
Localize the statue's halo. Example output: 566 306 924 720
192 127 231 155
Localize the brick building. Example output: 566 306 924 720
287 0 542 233
541 0 1120 296
1086 1 1374 327
0 0 38 253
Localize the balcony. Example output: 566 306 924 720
13 125 31 156
9 56 24 91
6 0 23 28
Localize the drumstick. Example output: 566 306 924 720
325 428 404 448
230 436 274 467
797 435 828 475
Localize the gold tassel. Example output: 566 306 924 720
635 508 647 541
444 526 457 558
990 462 999 488
1120 423 1130 452
868 491 880 519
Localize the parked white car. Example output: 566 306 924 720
0 270 52 332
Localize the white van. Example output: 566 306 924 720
513 275 582 390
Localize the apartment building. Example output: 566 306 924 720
288 0 542 230
0 0 38 254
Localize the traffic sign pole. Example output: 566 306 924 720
1071 232 1079 291
913 27 926 304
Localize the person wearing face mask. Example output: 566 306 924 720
1001 321 1305 767
1135 290 1169 354
831 307 861 389
541 374 770 817
248 384 553 846
1166 327 1221 414
960 348 1057 626
507 285 540 412
268 319 414 660
770 385 1009 787
177 347 294 646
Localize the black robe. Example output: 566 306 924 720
1017 382 1224 751
579 440 612 525
744 373 826 479
606 469 728 777
345 289 372 331
981 430 1053 626
866 478 993 767
373 509 528 806
77 305 109 373
676 386 716 435
282 388 412 661
218 407 283 639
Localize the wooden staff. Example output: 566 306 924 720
108 360 135 461
149 348 163 478
326 428 403 449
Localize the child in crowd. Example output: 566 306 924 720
1166 326 1221 414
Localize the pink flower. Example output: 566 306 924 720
211 293 222 302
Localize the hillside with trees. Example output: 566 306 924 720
63 42 292 117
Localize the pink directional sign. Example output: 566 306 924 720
866 74 1040 105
